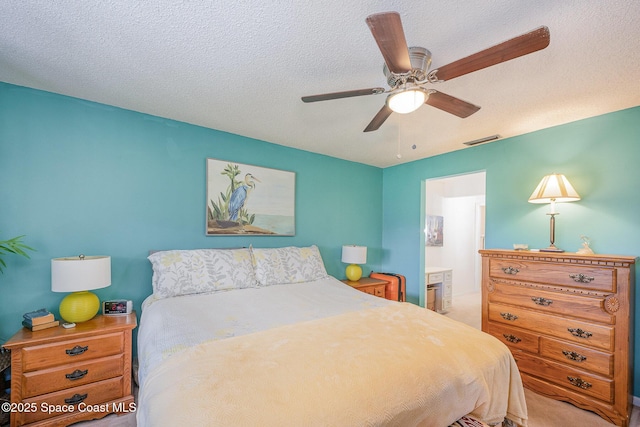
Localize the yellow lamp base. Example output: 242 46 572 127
59 291 100 323
345 264 363 281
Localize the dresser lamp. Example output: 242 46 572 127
51 255 111 323
341 245 367 281
528 173 580 252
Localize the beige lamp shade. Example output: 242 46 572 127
528 173 580 205
528 174 580 253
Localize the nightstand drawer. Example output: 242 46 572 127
22 353 124 398
489 259 615 292
360 285 385 297
21 332 124 371
18 376 124 425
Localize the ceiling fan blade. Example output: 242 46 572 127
364 105 393 132
302 87 385 103
366 12 412 74
425 90 480 118
433 26 550 82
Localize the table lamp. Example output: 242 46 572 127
52 255 111 323
341 245 367 281
528 173 580 252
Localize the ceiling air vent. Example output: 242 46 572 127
463 134 500 146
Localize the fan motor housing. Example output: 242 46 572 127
383 46 432 87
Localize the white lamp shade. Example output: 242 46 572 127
341 245 367 264
528 173 580 204
52 255 111 292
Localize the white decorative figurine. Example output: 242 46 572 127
577 235 594 255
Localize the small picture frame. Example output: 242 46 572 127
426 215 444 247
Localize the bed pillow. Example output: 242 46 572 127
148 248 257 298
251 245 329 286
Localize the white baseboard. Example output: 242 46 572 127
634 395 640 407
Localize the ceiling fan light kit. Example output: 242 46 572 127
387 88 428 114
301 11 550 133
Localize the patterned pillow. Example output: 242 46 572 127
148 248 257 298
251 245 328 286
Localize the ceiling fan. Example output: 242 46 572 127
301 12 550 132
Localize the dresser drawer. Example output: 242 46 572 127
489 259 615 292
22 353 124 398
18 376 124 425
488 282 612 324
540 336 613 377
488 303 613 351
514 351 613 403
21 332 124 371
487 323 539 353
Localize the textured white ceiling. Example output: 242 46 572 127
1 1 639 167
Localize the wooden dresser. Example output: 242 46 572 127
480 249 636 427
3 313 137 426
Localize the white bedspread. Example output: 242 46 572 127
137 278 527 426
137 277 390 386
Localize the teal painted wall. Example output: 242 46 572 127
0 82 383 347
381 106 640 391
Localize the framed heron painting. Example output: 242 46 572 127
206 158 296 236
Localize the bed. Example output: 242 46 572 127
136 246 527 427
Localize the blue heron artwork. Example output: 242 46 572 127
228 173 260 221
206 159 295 236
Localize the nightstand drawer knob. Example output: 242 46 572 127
66 345 88 356
64 393 88 405
65 369 89 380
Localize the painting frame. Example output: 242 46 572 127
426 215 443 247
206 158 296 236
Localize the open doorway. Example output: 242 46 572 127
424 171 485 328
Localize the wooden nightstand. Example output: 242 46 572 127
342 277 388 299
3 312 137 427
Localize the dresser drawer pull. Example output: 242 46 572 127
65 369 89 380
64 393 88 405
503 334 521 343
66 345 88 356
567 376 592 390
501 267 520 275
562 350 587 362
567 328 593 339
531 296 553 306
500 312 519 321
569 273 595 283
